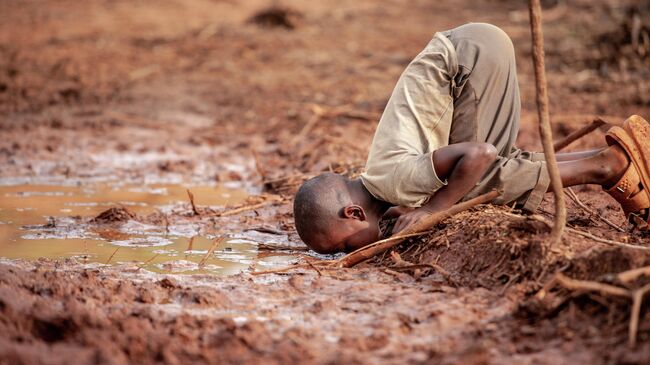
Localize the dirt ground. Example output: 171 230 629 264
2 0 650 364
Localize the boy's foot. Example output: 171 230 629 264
604 115 650 230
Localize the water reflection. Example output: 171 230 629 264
0 183 299 275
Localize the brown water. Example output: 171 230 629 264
0 184 298 275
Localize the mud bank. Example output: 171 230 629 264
2 0 650 363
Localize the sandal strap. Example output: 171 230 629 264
604 163 650 216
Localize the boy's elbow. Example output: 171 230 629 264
469 143 498 164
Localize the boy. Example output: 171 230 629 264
293 23 650 254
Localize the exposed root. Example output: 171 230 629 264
540 271 650 347
500 211 650 251
618 266 650 284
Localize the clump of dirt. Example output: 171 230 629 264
91 206 135 224
248 7 302 30
370 206 557 288
0 262 312 364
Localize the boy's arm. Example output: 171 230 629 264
392 142 498 234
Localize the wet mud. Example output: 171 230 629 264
2 0 650 364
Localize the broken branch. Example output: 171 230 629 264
554 118 608 152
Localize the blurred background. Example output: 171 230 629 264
0 0 648 187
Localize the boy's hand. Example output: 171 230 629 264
382 206 413 219
392 208 433 234
392 142 498 235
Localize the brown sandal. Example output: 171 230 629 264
604 115 650 230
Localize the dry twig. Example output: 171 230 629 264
186 189 199 216
565 187 625 232
215 196 284 217
528 0 566 247
251 149 268 181
198 237 225 267
500 211 650 251
554 118 608 152
105 247 120 265
257 242 310 251
250 262 335 276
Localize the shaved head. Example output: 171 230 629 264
293 173 351 253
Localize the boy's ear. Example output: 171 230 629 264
342 205 367 221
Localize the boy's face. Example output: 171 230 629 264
326 215 381 253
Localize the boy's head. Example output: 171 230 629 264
293 173 383 254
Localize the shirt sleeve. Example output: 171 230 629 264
391 152 448 206
360 33 457 207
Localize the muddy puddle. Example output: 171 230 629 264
0 183 299 275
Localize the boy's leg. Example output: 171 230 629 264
556 149 604 162
556 146 628 188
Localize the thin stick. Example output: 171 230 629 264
198 237 225 267
565 187 625 232
528 0 566 247
105 247 120 265
291 105 324 146
163 213 170 234
134 253 161 272
257 242 310 251
216 198 283 217
184 236 196 258
142 253 159 266
251 263 318 276
566 227 650 251
306 260 324 276
337 191 499 268
554 118 607 152
555 273 631 298
629 283 650 347
251 149 267 181
186 189 199 216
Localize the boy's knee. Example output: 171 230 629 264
461 23 516 65
470 23 514 49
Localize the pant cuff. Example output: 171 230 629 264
520 161 550 212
